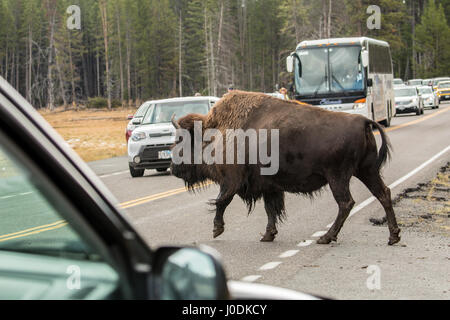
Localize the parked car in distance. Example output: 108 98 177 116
432 77 450 92
406 79 423 87
393 78 404 86
417 86 438 109
0 77 319 300
436 81 450 103
264 92 288 100
394 86 424 116
128 96 220 177
126 101 153 143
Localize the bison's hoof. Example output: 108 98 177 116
260 230 277 242
317 235 336 244
388 229 401 245
213 226 224 238
388 235 401 245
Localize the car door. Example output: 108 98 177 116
0 78 153 299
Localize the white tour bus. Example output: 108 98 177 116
286 37 395 126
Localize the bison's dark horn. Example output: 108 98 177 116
171 114 181 129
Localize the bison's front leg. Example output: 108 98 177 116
317 175 354 244
212 189 234 238
261 192 285 242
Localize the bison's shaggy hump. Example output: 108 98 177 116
206 90 302 130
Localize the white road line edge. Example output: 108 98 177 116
279 250 299 258
259 261 282 271
297 240 314 247
241 275 262 282
99 170 129 178
311 230 327 237
348 144 450 218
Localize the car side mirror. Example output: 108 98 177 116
132 118 142 125
151 245 229 300
367 78 373 87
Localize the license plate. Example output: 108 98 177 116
158 150 172 159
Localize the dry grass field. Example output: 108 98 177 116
40 107 137 162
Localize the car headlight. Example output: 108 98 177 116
131 131 146 142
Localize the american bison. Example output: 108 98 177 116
170 90 400 245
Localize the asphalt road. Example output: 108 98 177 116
91 102 450 299
1 103 449 299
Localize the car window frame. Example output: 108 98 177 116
0 79 154 299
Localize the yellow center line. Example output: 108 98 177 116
0 222 68 242
0 220 66 239
374 106 450 136
120 181 214 209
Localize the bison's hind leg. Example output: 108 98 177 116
357 169 400 245
260 192 285 242
317 173 355 244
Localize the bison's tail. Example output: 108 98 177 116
368 120 392 171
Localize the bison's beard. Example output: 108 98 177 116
171 162 209 190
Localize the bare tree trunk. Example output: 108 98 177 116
204 7 211 95
100 0 111 109
178 11 183 97
217 1 224 57
26 25 32 102
209 17 217 96
68 32 76 109
327 0 332 38
55 47 68 109
116 7 125 107
96 45 100 97
46 1 56 110
126 23 132 106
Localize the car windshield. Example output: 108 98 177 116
295 45 364 97
134 102 152 117
393 79 403 85
395 88 417 97
408 80 422 86
433 78 450 85
142 100 209 124
438 82 450 88
418 87 432 94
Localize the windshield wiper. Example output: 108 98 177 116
313 66 328 97
331 75 349 96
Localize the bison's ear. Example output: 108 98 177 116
177 113 206 131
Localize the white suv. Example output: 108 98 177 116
127 96 219 177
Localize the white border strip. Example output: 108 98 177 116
348 144 450 218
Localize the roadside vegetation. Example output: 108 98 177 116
40 107 134 162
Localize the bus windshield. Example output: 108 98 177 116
295 45 364 97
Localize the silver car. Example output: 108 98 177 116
394 86 424 116
417 86 438 109
127 96 219 177
406 79 423 87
